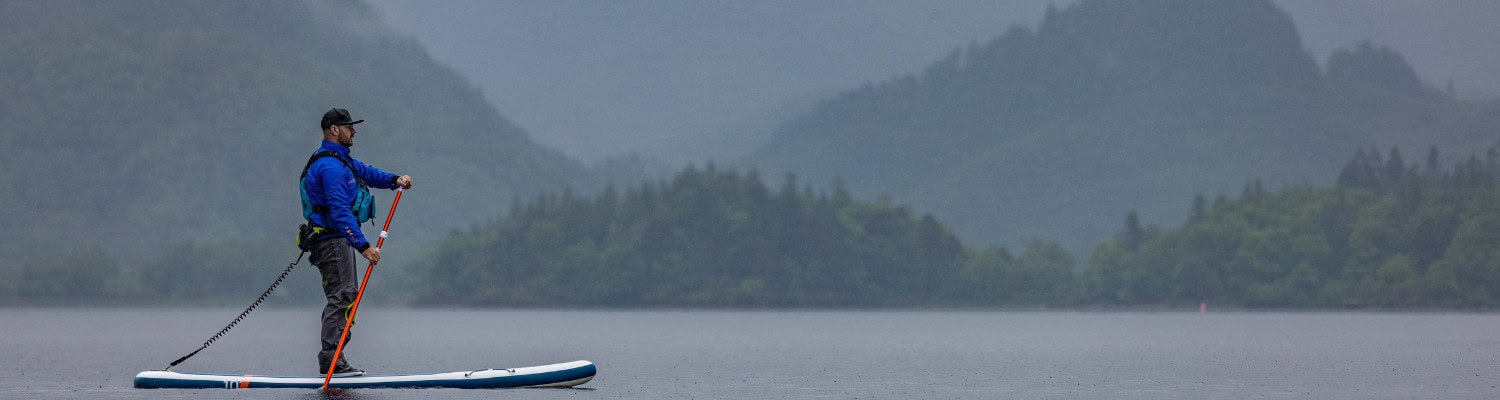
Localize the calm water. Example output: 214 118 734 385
1 309 1496 399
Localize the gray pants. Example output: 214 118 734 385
310 237 358 372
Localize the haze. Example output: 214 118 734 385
370 0 1500 165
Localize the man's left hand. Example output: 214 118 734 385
396 175 413 189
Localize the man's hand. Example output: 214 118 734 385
396 175 413 189
361 247 381 264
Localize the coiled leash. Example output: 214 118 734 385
162 251 305 371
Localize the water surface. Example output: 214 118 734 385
2 309 1495 399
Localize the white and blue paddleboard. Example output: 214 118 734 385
134 360 595 389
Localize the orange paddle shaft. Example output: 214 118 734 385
323 188 404 389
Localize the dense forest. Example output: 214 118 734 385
1087 146 1500 308
747 0 1500 251
5 0 1498 309
406 144 1499 309
8 143 1498 310
413 165 1075 307
403 145 1500 309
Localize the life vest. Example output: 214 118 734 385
299 151 376 226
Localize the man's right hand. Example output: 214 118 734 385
361 247 381 264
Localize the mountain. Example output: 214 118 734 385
746 0 1500 249
0 0 590 272
649 87 838 168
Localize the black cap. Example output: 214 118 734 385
320 108 365 129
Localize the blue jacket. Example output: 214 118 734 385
304 140 399 251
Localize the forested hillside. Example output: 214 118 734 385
7 0 1497 309
0 0 590 297
1088 146 1500 309
747 0 1500 250
408 144 1500 309
413 165 1076 307
21 136 1497 309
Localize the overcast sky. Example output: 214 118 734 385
369 0 1500 164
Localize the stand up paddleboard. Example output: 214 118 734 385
139 192 592 390
134 360 595 389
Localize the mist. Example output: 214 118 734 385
7 6 1500 396
370 0 1500 165
368 0 1066 164
1279 0 1500 98
6 0 1500 308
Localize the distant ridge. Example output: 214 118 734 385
747 0 1500 249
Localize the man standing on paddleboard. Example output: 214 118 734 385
300 108 412 376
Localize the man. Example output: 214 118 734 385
302 108 412 376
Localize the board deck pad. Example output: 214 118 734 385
135 360 595 389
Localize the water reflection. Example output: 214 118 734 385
297 389 378 400
291 386 592 399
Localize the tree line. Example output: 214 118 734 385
8 145 1497 309
413 163 1076 307
1086 146 1500 308
412 145 1500 309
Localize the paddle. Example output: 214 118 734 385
322 187 405 389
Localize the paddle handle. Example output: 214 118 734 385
323 188 404 389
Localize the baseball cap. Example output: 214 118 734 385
320 108 365 129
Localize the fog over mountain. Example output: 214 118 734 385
371 0 1500 164
1280 0 1500 99
5 0 1498 307
369 0 1063 164
0 0 587 269
739 0 1500 249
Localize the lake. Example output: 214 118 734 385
1 309 1496 399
